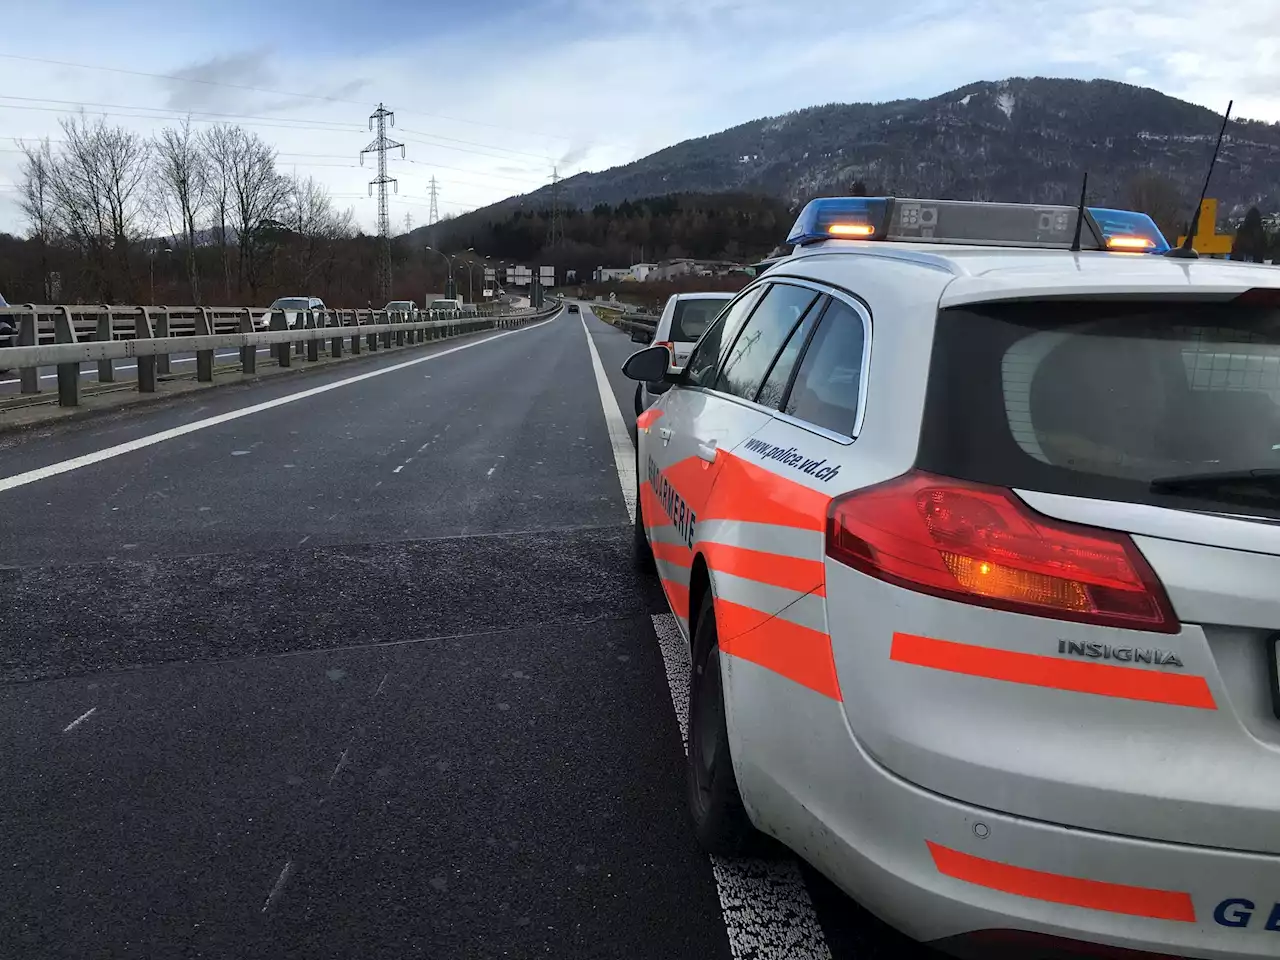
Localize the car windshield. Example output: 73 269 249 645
919 298 1280 518
670 298 731 342
270 298 309 310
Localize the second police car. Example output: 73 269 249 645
622 196 1280 959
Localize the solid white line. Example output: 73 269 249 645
580 307 830 956
393 465 404 474
579 314 636 523
486 466 495 477
650 613 831 960
62 706 98 733
0 312 561 495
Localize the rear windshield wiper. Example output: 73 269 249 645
1150 468 1280 495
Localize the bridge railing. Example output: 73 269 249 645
0 301 560 409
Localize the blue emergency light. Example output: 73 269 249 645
786 197 1170 253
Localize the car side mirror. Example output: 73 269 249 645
622 345 671 383
630 326 654 344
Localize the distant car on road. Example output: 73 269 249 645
634 292 735 413
259 296 326 330
427 298 463 317
382 300 417 318
567 303 580 314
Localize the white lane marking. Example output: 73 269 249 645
581 303 830 956
329 745 351 785
0 350 271 386
262 859 296 913
0 312 561 495
393 465 404 474
297 535 311 546
579 315 636 523
374 672 390 697
486 466 496 477
651 614 831 960
62 706 98 733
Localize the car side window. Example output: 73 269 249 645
784 299 868 436
754 298 825 409
714 284 819 401
683 286 764 388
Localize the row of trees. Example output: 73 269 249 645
11 114 356 305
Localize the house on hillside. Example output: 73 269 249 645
629 263 657 282
593 266 631 283
650 259 744 281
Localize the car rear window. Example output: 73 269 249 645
272 298 309 310
918 299 1280 519
670 298 730 342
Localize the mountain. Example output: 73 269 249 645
419 77 1280 251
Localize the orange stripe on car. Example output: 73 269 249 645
701 453 831 531
662 579 690 621
640 483 671 528
891 633 1217 710
927 842 1196 922
636 408 664 430
652 542 693 567
702 542 825 596
715 598 842 700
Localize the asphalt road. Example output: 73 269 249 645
0 305 934 959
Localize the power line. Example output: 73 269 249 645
398 127 551 162
0 100 362 135
0 94 357 130
0 52 576 142
360 103 403 302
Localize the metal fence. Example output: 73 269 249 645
0 300 561 409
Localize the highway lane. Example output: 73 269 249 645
0 304 935 959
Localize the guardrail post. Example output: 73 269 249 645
306 310 320 362
271 309 290 367
96 307 115 383
136 308 157 392
367 311 378 351
328 311 343 358
195 307 214 382
395 312 405 347
17 307 38 394
155 308 171 375
239 308 257 374
54 305 79 407
350 311 362 354
380 311 392 349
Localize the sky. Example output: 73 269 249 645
0 0 1276 235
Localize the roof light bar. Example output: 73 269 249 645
787 197 1171 253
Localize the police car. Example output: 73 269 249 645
622 196 1280 959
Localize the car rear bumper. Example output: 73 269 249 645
726 659 1280 959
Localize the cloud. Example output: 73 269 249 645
1 0 1278 238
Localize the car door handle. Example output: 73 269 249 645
696 440 718 463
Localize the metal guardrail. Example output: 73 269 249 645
0 301 561 409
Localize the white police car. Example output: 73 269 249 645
623 196 1280 958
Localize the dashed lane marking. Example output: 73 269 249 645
61 706 98 734
578 314 830 959
261 859 296 913
0 311 562 495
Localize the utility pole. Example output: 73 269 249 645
427 177 440 226
549 166 562 248
359 102 405 303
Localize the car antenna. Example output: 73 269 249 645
1069 171 1088 253
1165 99 1233 260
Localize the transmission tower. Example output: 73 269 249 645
359 102 404 301
427 177 440 226
549 166 562 247
404 211 413 234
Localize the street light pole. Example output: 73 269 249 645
424 246 454 302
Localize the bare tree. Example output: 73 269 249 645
43 113 152 301
201 123 238 300
287 174 356 288
153 119 208 303
222 127 290 300
17 137 56 300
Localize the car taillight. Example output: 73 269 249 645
826 471 1178 633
